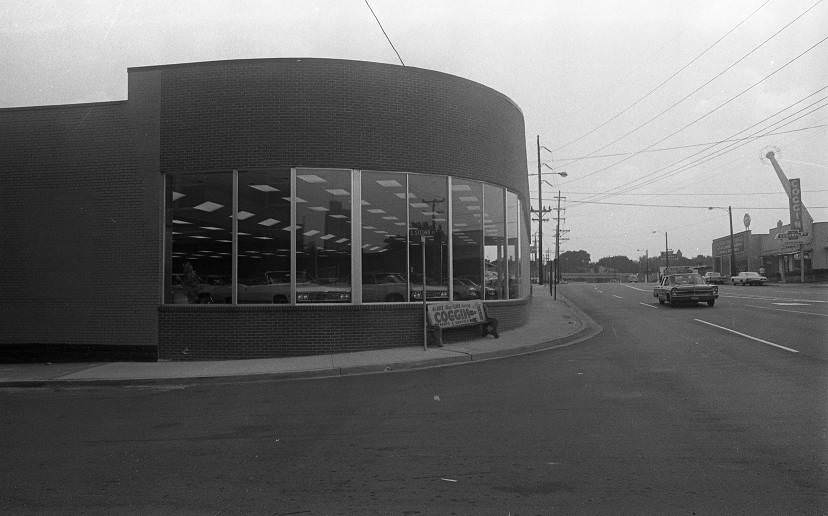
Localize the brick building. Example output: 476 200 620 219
0 58 531 361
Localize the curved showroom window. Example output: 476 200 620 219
408 174 449 301
362 171 409 303
295 169 352 303
164 169 527 305
484 184 506 300
506 190 520 299
517 197 529 299
165 173 233 304
451 178 484 300
237 169 291 304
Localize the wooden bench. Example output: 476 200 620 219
426 300 499 347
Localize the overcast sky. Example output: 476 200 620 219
2 0 826 261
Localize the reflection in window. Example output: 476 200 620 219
165 173 233 304
237 169 292 303
295 169 352 303
408 174 449 301
362 172 409 302
483 184 506 300
451 179 484 300
506 191 519 299
518 197 528 298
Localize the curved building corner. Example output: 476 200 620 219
0 58 531 361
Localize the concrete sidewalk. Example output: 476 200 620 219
0 288 601 387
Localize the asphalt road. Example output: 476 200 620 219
1 283 826 514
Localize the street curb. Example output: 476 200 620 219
0 294 603 388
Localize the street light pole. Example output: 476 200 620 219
729 205 736 276
664 232 669 269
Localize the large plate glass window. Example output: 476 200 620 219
408 174 449 301
236 169 292 303
451 179 484 300
295 169 352 303
483 184 506 299
361 171 409 302
518 197 529 298
506 190 520 299
165 173 233 304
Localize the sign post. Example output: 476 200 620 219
409 228 435 350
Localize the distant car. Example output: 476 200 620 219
703 272 725 285
362 272 449 302
653 273 718 307
731 271 767 286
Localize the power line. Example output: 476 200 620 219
567 39 828 193
364 0 405 67
568 200 828 210
563 1 826 178
549 0 773 154
584 97 828 200
547 124 826 162
558 92 828 204
560 188 828 197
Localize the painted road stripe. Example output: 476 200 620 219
639 302 658 309
613 295 623 299
694 319 799 353
721 294 826 304
772 302 810 306
746 304 828 317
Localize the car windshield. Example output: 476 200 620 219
671 274 705 285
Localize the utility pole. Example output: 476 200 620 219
664 232 669 269
552 191 566 300
536 135 543 284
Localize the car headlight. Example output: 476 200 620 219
713 286 718 294
671 288 678 296
297 293 310 301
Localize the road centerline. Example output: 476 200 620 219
746 304 828 317
694 319 799 354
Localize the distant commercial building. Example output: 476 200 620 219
712 220 827 282
0 58 531 361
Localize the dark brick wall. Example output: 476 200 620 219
158 299 528 360
135 58 528 204
0 101 161 351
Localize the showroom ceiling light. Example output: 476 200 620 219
258 218 279 226
377 179 403 188
249 184 279 192
235 211 255 220
297 174 326 183
172 191 186 201
326 189 350 196
194 201 224 212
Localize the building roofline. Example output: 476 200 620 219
0 99 126 112
127 57 524 115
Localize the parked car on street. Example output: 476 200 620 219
653 273 718 307
703 272 726 285
730 271 767 286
